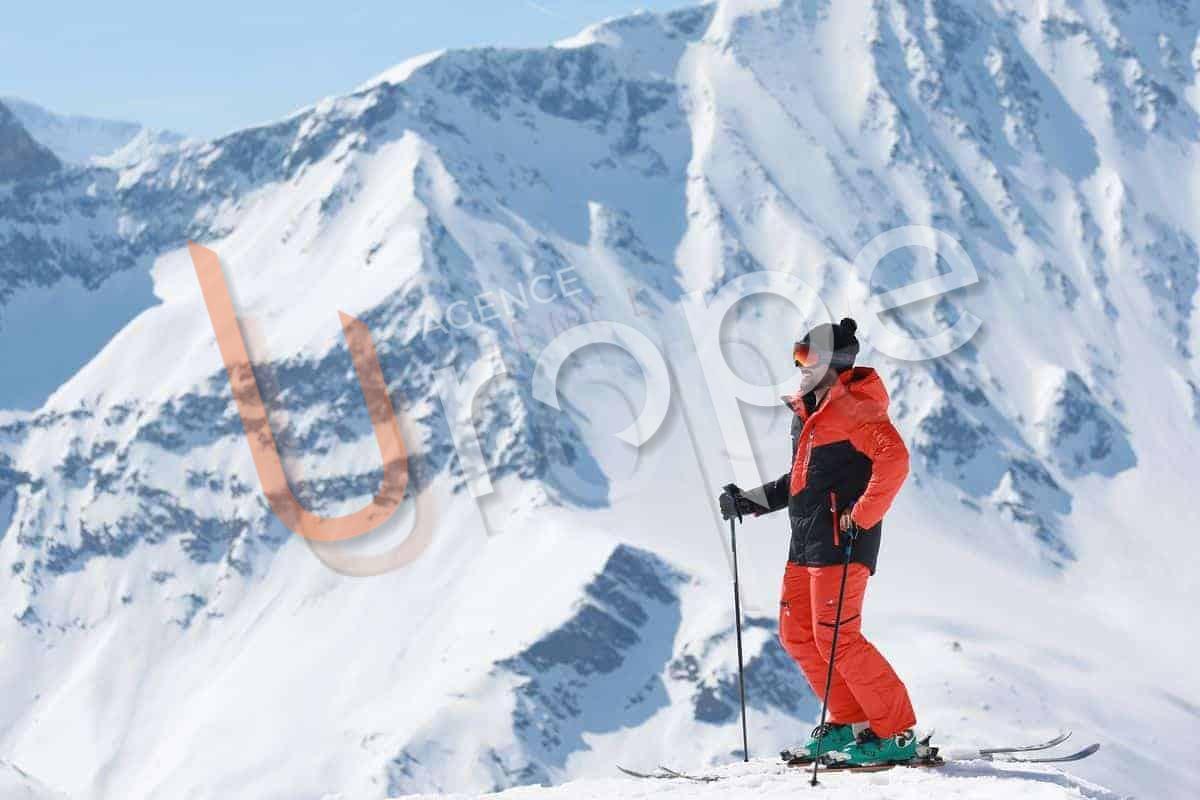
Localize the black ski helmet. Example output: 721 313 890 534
794 317 859 371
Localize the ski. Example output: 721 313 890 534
812 755 945 773
988 743 1100 764
656 765 720 783
809 743 1101 774
785 730 1074 767
615 766 670 780
620 741 1100 782
979 730 1072 756
616 765 720 782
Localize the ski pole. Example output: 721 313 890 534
724 513 744 762
810 522 857 786
723 485 750 762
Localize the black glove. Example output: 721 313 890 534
718 483 764 521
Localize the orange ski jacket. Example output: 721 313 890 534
751 367 909 573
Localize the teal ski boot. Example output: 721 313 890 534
825 728 920 766
780 722 857 763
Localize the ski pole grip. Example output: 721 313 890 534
722 484 743 523
840 522 858 556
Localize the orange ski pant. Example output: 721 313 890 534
778 562 916 737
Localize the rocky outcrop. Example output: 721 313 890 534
0 101 60 182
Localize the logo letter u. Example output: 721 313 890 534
189 242 407 542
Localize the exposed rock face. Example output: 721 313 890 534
0 101 60 182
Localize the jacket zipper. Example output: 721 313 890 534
791 383 837 494
798 429 815 489
790 382 849 556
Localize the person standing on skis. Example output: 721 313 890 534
717 317 919 766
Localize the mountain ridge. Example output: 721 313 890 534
0 101 60 182
1 96 184 167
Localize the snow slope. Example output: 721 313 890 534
398 758 1123 800
0 760 67 799
0 0 1198 798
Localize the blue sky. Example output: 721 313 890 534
3 0 698 139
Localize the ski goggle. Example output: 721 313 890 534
793 342 853 369
793 342 824 367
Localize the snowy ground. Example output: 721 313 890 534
0 760 68 799
394 758 1123 800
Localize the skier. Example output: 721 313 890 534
718 317 918 767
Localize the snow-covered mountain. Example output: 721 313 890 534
1 0 1198 797
1 97 184 167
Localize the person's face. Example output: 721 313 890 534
793 339 836 393
798 363 836 394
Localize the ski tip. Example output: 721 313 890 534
1000 742 1101 764
1044 742 1100 763
979 729 1073 757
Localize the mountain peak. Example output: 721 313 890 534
0 100 61 182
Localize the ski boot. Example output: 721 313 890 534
824 728 924 767
780 722 856 763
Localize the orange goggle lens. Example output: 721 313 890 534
793 342 822 367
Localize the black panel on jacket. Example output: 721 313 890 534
751 390 884 574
